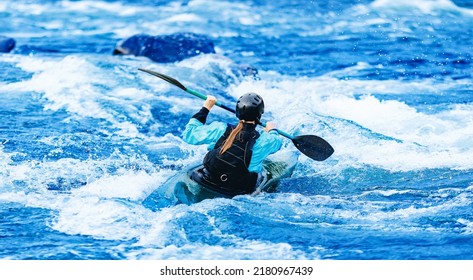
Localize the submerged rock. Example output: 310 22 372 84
0 36 15 53
113 33 215 63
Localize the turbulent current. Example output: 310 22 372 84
1 0 472 260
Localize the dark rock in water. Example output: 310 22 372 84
0 36 15 53
113 33 215 63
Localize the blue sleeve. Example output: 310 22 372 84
248 130 282 173
182 118 227 148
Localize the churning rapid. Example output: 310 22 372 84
0 0 472 259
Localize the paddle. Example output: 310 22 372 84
138 68 334 161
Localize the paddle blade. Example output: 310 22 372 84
292 135 334 161
138 68 187 91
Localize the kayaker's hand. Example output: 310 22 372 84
204 95 217 110
264 121 277 132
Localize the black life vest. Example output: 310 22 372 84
191 123 260 196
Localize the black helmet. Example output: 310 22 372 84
235 93 264 121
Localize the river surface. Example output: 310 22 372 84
1 0 472 260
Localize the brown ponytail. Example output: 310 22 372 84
219 120 245 155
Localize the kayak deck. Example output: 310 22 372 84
142 151 298 210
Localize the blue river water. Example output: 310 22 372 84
1 0 472 260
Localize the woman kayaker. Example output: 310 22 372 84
182 93 282 196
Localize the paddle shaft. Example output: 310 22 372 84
187 88 235 113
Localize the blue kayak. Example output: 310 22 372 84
142 151 298 210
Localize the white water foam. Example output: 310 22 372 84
262 190 472 235
60 0 150 16
0 148 177 241
228 70 473 171
130 241 311 260
0 125 217 242
457 217 473 234
7 55 157 138
371 0 473 16
130 199 319 260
